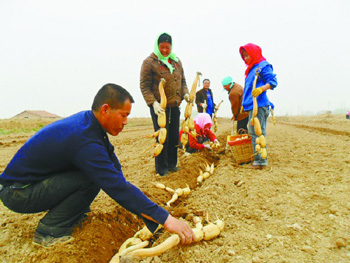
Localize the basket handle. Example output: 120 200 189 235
238 128 248 135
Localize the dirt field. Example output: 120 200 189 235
1 114 349 263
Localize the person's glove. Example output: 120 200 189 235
203 144 211 150
252 87 263 97
214 139 220 145
184 94 190 102
153 101 165 116
240 106 244 113
201 102 207 109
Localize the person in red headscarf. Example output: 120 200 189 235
239 43 278 169
179 113 218 154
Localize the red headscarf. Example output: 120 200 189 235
239 43 266 77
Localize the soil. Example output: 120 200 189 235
1 114 350 263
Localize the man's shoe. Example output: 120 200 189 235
33 232 74 248
250 164 263 170
168 167 180 173
157 169 169 176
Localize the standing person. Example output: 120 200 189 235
140 32 190 176
0 84 194 247
221 76 249 132
179 113 218 154
239 43 278 169
195 79 216 118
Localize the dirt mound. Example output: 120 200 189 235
1 115 350 262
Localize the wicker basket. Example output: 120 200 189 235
227 134 254 164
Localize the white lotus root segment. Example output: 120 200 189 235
197 163 215 185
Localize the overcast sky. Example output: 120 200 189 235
0 0 349 119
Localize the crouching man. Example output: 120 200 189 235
0 84 194 247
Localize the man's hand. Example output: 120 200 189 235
204 144 211 150
201 102 207 109
153 101 165 116
252 87 263 97
163 215 195 245
184 94 190 103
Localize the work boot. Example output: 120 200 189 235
32 231 74 248
168 167 180 173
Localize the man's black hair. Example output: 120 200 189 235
203 79 210 84
91 84 134 111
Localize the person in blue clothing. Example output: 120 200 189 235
239 43 278 169
195 79 216 118
0 84 194 247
